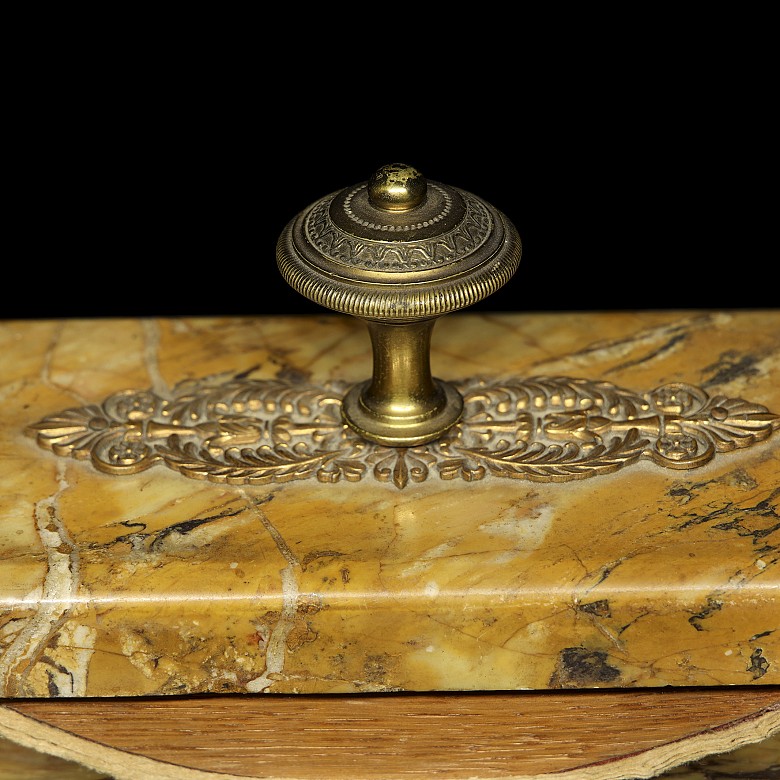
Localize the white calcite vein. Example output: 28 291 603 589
242 491 302 693
141 319 169 397
39 325 90 407
45 622 97 697
245 565 299 693
0 461 81 696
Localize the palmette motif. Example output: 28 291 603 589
26 376 780 490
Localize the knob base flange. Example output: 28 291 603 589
342 380 464 447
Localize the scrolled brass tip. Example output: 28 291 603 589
367 163 427 211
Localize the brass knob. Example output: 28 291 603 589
276 163 522 446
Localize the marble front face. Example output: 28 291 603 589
0 311 778 697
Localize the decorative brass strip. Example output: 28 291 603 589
26 377 780 490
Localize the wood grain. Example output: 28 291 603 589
0 736 110 779
4 687 780 779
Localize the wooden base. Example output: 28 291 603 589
2 687 779 779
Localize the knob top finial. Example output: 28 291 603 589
367 163 427 211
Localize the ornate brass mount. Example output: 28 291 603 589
26 375 780 491
276 163 521 446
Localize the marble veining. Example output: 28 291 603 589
0 311 778 697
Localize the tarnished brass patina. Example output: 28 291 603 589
27 375 780 490
276 163 523 446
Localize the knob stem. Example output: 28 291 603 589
342 318 463 446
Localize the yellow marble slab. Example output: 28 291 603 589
0 310 778 697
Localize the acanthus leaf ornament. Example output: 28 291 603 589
26 375 780 490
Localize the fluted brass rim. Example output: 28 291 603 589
276 195 521 321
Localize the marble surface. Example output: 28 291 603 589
0 311 778 697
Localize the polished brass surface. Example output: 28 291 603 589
27 374 780 490
276 163 522 446
341 319 464 447
367 162 427 211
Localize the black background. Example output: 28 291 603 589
10 33 775 321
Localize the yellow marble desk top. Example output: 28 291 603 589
0 310 778 697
